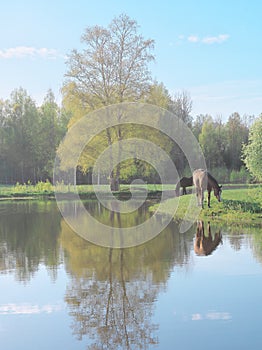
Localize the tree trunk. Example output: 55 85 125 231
110 172 119 191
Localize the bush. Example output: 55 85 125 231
14 180 53 194
229 167 251 183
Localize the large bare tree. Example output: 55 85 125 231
64 14 155 190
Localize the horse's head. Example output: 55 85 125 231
214 185 222 202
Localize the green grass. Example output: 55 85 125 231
151 186 262 227
0 181 54 198
0 182 170 199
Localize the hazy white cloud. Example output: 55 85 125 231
192 313 202 321
0 46 63 59
184 34 229 44
0 302 63 315
202 34 229 44
192 311 232 321
188 35 199 43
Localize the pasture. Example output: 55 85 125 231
151 185 262 227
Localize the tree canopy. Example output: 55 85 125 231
242 115 262 181
64 13 155 107
62 14 156 190
0 88 70 184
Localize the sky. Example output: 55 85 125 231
0 0 262 120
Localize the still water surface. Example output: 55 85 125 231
1 200 262 350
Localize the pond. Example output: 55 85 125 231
1 200 262 350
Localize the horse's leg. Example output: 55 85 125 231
195 186 200 205
198 186 202 207
207 222 212 238
183 187 186 195
196 179 202 206
208 190 211 208
201 187 204 208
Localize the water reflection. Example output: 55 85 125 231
1 200 262 350
58 199 170 248
60 217 194 349
0 201 61 281
194 221 222 256
0 200 194 349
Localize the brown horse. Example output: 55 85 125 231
175 176 193 196
194 221 222 256
193 169 222 208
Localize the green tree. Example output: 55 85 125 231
37 89 70 181
192 114 213 140
63 14 155 190
224 112 249 170
0 88 69 184
3 88 40 183
0 99 9 183
145 82 171 109
198 116 225 169
242 115 262 181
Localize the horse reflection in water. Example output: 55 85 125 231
194 221 222 256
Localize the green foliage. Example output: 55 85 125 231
196 113 250 173
242 115 262 181
224 113 249 169
229 167 251 183
222 199 261 213
12 180 54 195
0 88 70 184
198 117 225 169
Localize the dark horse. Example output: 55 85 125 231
175 176 193 196
193 169 222 208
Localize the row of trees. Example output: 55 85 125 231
0 14 261 185
0 88 70 183
0 84 257 185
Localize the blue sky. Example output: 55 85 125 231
0 0 262 119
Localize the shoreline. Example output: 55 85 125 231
0 186 261 228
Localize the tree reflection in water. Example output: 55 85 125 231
65 248 158 349
2 200 261 349
60 202 193 350
0 201 61 282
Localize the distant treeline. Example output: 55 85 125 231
0 88 70 184
0 87 255 185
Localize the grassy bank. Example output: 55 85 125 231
151 186 262 227
0 182 164 199
1 182 261 227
